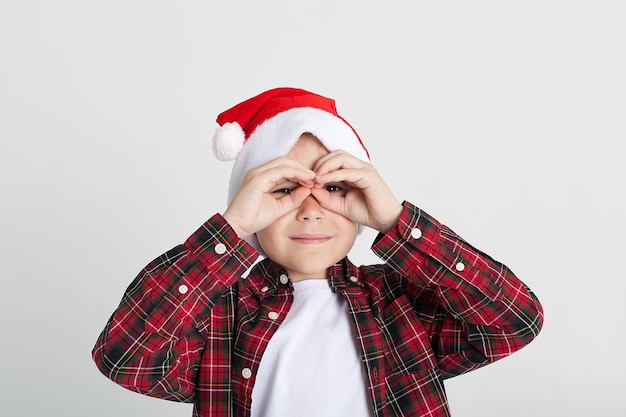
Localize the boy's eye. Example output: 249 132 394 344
273 187 295 195
324 183 347 195
272 181 298 196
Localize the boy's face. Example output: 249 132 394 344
256 134 358 282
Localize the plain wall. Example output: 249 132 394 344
1 1 625 416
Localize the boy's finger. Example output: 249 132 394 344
276 186 311 213
313 151 366 175
255 166 316 190
255 155 315 174
310 187 344 214
315 168 372 190
289 186 313 206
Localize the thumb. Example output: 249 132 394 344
278 186 312 214
310 187 344 215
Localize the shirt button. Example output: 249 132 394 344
242 368 252 379
279 274 289 285
268 311 279 320
411 228 422 239
455 262 466 272
214 243 227 255
260 286 269 293
178 284 188 294
349 276 359 283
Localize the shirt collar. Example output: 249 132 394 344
328 258 364 293
246 257 362 296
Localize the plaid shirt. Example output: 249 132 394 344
93 201 543 417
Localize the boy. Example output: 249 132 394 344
93 87 543 416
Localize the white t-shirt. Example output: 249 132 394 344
250 279 373 417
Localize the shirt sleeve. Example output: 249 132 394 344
92 214 258 401
372 201 544 378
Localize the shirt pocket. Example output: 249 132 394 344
379 295 438 375
384 369 450 417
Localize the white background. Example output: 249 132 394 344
1 1 625 416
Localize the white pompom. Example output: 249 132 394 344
212 122 245 161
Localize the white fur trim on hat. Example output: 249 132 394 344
227 107 369 203
212 122 245 161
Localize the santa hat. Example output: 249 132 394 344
213 87 370 203
212 87 370 253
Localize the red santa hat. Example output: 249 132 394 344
212 87 370 204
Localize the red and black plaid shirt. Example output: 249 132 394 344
93 201 543 416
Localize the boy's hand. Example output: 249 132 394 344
312 151 403 233
223 157 316 239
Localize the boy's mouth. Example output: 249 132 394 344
289 234 333 245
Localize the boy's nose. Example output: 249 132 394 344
296 194 324 222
